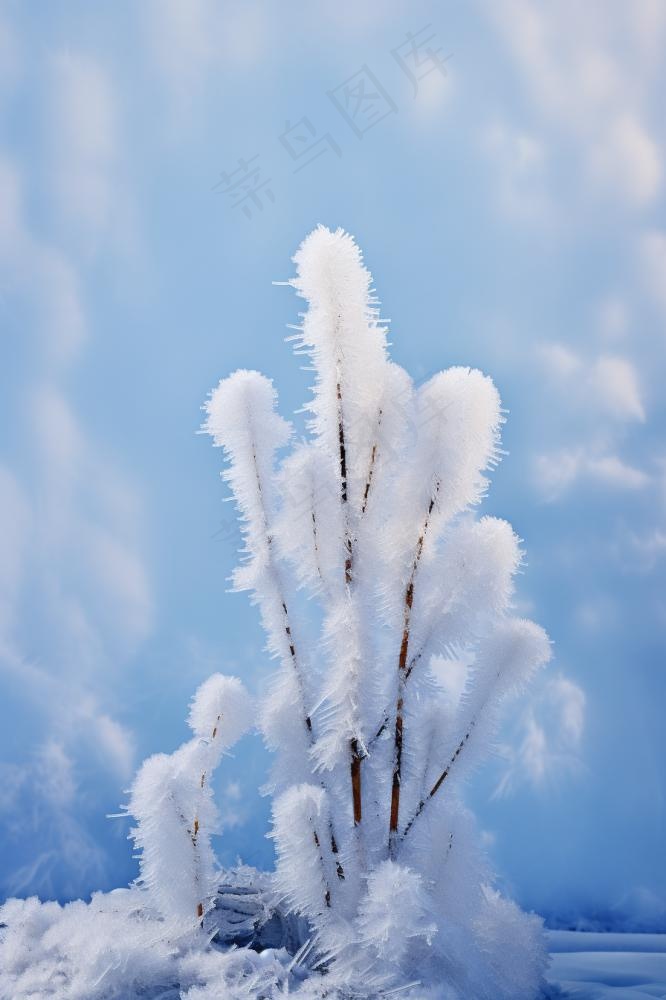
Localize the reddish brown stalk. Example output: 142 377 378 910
185 811 204 925
388 488 439 855
366 625 433 755
190 714 222 922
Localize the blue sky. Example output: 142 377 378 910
0 0 664 928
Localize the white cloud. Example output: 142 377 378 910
34 248 88 360
479 829 496 849
0 788 110 899
536 344 645 423
0 12 21 104
610 526 666 574
480 121 551 221
85 528 153 651
46 51 118 243
34 741 77 808
533 447 649 500
550 675 586 743
144 0 270 127
589 356 645 422
85 708 136 781
536 342 581 378
31 385 84 487
484 0 664 208
0 156 87 364
631 0 666 66
405 62 454 124
639 229 666 314
494 672 586 797
0 155 21 240
17 386 155 661
218 779 249 831
0 761 24 813
586 454 650 490
0 140 150 894
0 715 128 896
0 397 148 803
597 296 629 340
146 0 213 102
587 113 661 206
533 449 582 501
575 596 617 632
0 466 29 641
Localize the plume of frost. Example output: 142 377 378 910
188 673 254 747
272 784 338 921
204 370 317 797
126 674 253 927
289 225 391 517
356 860 436 967
400 619 551 845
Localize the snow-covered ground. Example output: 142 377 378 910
0 902 663 1000
546 931 666 999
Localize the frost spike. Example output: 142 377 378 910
126 674 253 925
400 618 551 844
273 784 337 919
291 227 391 832
388 368 502 854
205 370 344 876
204 373 313 740
389 491 438 855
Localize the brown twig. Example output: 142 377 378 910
401 721 475 843
189 713 223 923
389 487 439 856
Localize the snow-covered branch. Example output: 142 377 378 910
127 674 253 925
400 619 551 843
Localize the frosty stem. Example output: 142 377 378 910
336 375 364 828
191 712 224 922
389 486 439 856
401 722 476 843
253 447 313 745
360 409 382 515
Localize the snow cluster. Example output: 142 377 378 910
0 227 552 999
126 674 254 927
0 889 312 1000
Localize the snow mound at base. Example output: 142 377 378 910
0 882 548 1000
0 889 289 1000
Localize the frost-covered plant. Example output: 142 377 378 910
0 227 553 1000
126 674 253 927
200 226 552 998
